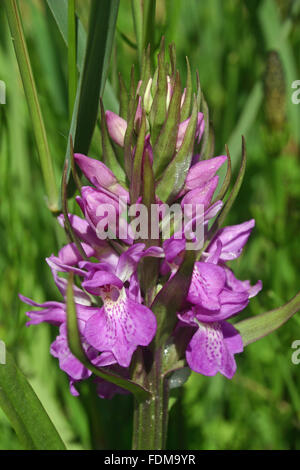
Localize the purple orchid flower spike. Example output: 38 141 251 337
21 41 299 455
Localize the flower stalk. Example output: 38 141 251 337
132 349 169 450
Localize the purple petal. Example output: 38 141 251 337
105 111 127 147
46 252 88 277
207 219 255 261
176 112 204 150
185 321 239 379
184 155 227 191
218 288 249 316
187 262 226 310
115 244 146 282
221 322 244 355
181 176 219 215
225 267 262 299
50 269 91 306
84 290 156 367
79 186 133 245
92 351 117 368
82 271 123 295
57 214 108 250
50 325 96 381
204 200 223 222
74 153 128 200
19 294 65 326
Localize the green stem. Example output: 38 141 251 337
4 0 59 213
132 349 169 450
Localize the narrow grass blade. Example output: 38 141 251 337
72 0 120 154
64 0 120 193
46 0 118 111
4 0 59 212
0 351 66 450
68 0 77 121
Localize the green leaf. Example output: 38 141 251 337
124 94 138 181
64 0 119 194
153 71 182 177
206 136 246 245
151 250 196 349
118 72 129 119
180 57 192 121
131 0 143 68
0 351 66 450
212 144 232 203
199 91 210 161
46 0 118 112
130 112 147 203
67 0 77 121
72 0 120 154
4 0 59 212
140 150 160 305
235 291 300 346
149 38 167 145
156 97 198 203
66 274 151 402
46 0 85 68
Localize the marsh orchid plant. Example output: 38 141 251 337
19 43 300 450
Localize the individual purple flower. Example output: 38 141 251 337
187 262 250 320
178 317 243 379
57 214 119 267
19 295 65 326
206 219 256 261
76 186 133 245
82 245 158 367
74 153 128 200
183 155 227 193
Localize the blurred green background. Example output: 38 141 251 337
0 0 300 450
